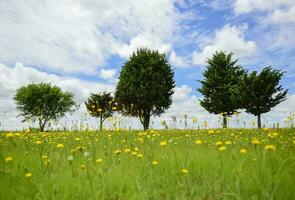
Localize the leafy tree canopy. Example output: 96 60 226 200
85 92 115 131
14 83 77 131
198 51 245 128
115 48 175 130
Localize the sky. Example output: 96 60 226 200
0 0 295 130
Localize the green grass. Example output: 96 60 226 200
1 128 295 200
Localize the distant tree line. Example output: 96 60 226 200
13 48 287 131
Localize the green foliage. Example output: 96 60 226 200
115 48 175 130
198 51 245 128
85 92 115 131
239 67 288 128
14 83 77 131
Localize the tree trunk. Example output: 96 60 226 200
99 115 103 131
143 114 150 131
257 114 261 129
38 118 44 132
222 114 227 129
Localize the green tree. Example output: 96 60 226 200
198 51 245 128
14 83 77 131
85 92 116 131
239 67 288 128
115 48 175 130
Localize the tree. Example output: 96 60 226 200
85 92 116 131
115 48 175 130
14 83 77 131
198 51 245 128
239 67 288 128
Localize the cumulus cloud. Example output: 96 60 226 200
169 50 189 68
0 0 180 74
99 69 116 80
0 63 115 130
192 25 257 65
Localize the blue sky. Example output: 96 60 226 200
0 0 295 129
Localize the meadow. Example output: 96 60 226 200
1 128 295 200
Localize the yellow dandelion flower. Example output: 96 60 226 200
219 146 226 151
215 141 223 146
131 151 138 156
5 133 14 138
80 164 86 170
56 143 64 149
239 148 247 154
114 149 121 154
160 141 167 147
181 168 189 174
264 144 276 151
152 160 158 165
195 140 202 145
137 153 143 158
252 138 261 145
124 148 131 153
96 159 103 164
74 137 81 141
225 141 232 145
34 140 42 145
25 172 32 178
5 156 13 162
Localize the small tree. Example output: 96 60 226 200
14 83 77 131
85 92 115 131
198 51 245 128
239 67 288 128
115 48 175 130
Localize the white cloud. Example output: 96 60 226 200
169 50 189 68
192 25 257 65
234 0 295 14
0 62 115 130
99 69 116 80
0 0 180 74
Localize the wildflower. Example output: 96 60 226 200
160 141 167 147
25 172 32 178
293 140 295 144
225 141 232 145
83 152 90 157
67 155 74 161
181 168 189 174
240 148 247 154
124 148 131 153
131 151 138 156
264 144 276 151
5 156 13 162
137 153 143 158
114 149 121 155
34 140 42 145
134 147 139 152
252 138 261 145
96 159 103 164
80 164 86 170
56 143 64 149
215 141 223 146
219 146 226 151
208 130 215 134
152 160 158 165
5 133 14 138
74 137 81 141
195 140 202 145
42 155 48 160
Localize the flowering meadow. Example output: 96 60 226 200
1 128 295 199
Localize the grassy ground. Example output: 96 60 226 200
1 128 295 200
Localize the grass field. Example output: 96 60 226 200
1 128 295 200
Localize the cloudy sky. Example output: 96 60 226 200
1 0 295 130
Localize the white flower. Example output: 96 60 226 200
67 155 74 161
